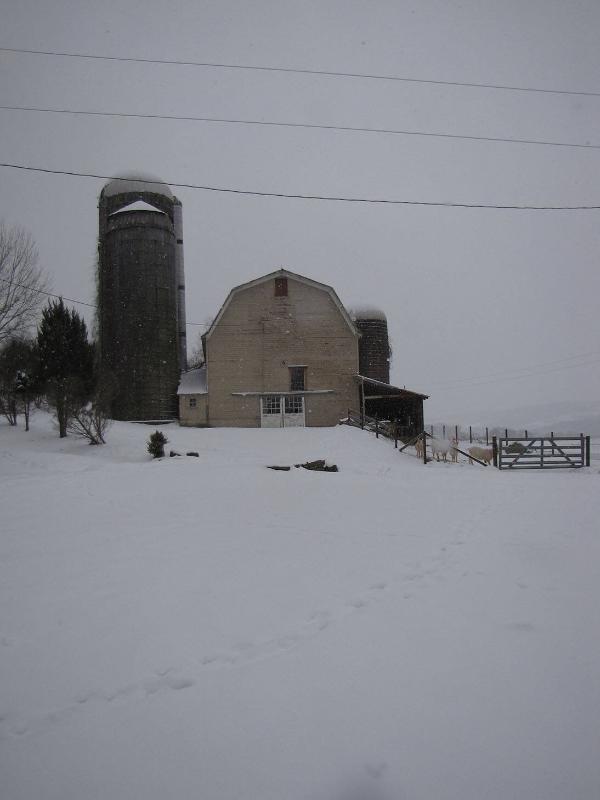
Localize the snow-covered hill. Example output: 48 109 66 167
1 415 599 800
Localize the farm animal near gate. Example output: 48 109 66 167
431 438 453 462
468 446 493 465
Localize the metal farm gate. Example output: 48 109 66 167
494 435 591 470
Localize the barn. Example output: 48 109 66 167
178 268 427 432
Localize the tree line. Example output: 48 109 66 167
0 221 111 443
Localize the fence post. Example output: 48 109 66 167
505 428 508 439
492 436 498 468
375 415 379 439
430 424 433 436
551 432 554 456
469 425 472 444
442 424 446 439
586 436 591 467
525 429 528 438
423 432 428 465
580 433 584 467
455 424 458 443
486 427 489 445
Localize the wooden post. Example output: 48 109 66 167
455 424 458 443
443 424 446 439
430 424 433 436
551 432 554 456
375 415 379 439
486 427 489 445
492 436 498 468
505 428 508 439
580 433 584 467
395 427 398 449
423 432 427 465
586 435 591 467
469 425 472 444
525 429 528 438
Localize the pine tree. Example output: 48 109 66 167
36 299 95 437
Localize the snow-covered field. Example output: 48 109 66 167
1 414 599 800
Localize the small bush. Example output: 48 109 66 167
147 430 168 459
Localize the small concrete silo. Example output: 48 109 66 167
98 173 187 420
351 306 391 384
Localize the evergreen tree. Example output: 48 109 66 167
36 299 95 437
0 338 39 428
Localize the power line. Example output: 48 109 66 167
430 356 600 390
1 45 599 100
2 104 598 151
2 162 599 210
428 351 600 389
0 276 95 309
3 277 599 386
0 277 207 325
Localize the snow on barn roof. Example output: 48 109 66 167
177 367 207 395
102 172 174 199
108 200 166 215
349 305 387 321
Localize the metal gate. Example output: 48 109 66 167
495 436 590 470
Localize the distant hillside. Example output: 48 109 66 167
434 400 600 436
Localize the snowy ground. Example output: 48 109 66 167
1 414 599 800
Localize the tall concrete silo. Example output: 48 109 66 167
352 306 391 384
98 173 187 420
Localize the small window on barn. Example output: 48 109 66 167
274 277 288 297
263 395 281 414
189 397 197 408
289 366 306 391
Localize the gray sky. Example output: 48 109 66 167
2 0 599 422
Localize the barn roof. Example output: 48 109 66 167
205 269 358 339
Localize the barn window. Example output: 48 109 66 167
274 277 288 297
262 395 281 414
285 395 304 414
289 366 306 391
189 397 197 408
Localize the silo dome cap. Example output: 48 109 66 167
102 171 174 199
349 305 387 321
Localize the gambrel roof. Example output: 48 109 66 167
204 269 359 340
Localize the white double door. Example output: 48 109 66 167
260 395 305 427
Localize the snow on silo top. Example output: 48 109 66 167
108 200 167 216
102 172 174 199
348 305 387 321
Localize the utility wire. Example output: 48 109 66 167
428 351 600 389
2 104 598 151
2 163 599 210
3 277 598 386
1 46 599 99
0 277 205 324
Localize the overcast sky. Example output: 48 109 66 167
2 0 599 422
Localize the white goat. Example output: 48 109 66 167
431 438 452 462
415 437 424 459
450 438 459 463
468 446 493 465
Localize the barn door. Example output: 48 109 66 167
260 395 305 427
261 395 283 427
283 396 305 427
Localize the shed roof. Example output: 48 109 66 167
356 374 429 400
177 367 207 395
